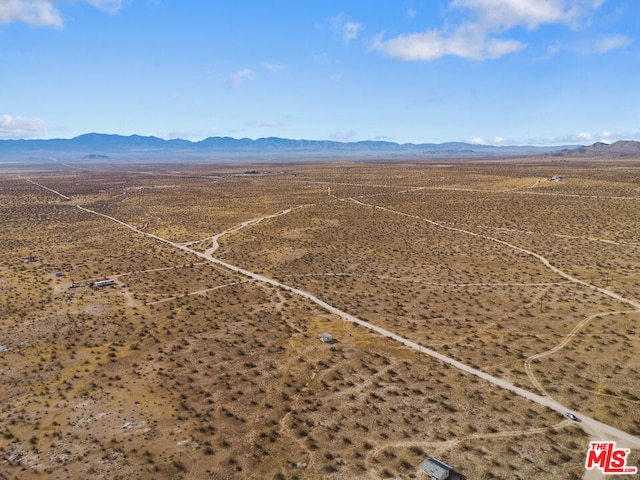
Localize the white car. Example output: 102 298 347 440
565 412 580 422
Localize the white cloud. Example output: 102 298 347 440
469 137 488 144
566 130 632 143
0 114 46 139
503 129 639 146
343 21 363 45
374 26 525 61
600 130 613 140
375 31 445 61
0 0 62 27
556 130 628 144
226 68 255 89
485 37 527 58
0 0 126 28
593 34 634 54
451 0 573 30
329 130 357 142
329 15 363 45
373 0 605 61
572 132 596 141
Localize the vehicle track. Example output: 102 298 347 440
71 204 640 448
25 180 640 479
524 311 636 396
365 419 576 478
346 197 640 310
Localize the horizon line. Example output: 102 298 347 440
0 132 620 148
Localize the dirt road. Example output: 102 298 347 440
73 204 640 453
21 174 637 480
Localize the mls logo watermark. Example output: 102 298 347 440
585 442 637 475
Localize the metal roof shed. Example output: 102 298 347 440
318 333 332 343
421 457 453 480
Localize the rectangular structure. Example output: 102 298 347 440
421 457 453 480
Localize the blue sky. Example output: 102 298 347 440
1 0 638 145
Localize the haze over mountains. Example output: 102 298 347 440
1 133 639 163
550 140 640 158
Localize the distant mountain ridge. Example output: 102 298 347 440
0 133 637 162
0 133 509 152
550 140 640 157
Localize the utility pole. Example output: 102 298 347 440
539 297 543 313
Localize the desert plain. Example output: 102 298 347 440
1 157 639 479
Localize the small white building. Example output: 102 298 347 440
421 457 453 480
318 333 333 343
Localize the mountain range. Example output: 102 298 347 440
549 140 640 157
1 133 639 163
